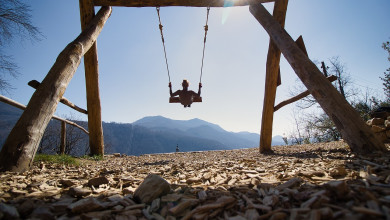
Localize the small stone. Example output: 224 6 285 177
30 206 54 220
263 195 279 207
371 118 385 126
17 199 35 217
385 120 390 128
325 180 349 198
329 166 347 178
68 187 92 197
202 172 212 180
88 176 109 187
133 174 171 204
60 179 77 187
0 203 20 219
113 153 121 157
68 197 104 214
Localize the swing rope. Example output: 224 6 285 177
156 6 210 85
156 6 171 83
200 6 210 84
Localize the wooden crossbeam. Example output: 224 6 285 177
93 0 275 7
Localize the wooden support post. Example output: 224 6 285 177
258 0 289 153
0 6 111 172
250 3 386 153
80 0 105 155
60 121 66 155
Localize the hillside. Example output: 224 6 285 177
0 102 285 155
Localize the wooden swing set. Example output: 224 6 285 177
0 0 386 172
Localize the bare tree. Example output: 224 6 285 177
0 0 42 93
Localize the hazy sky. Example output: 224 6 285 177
2 0 390 137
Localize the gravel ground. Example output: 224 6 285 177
1 141 390 219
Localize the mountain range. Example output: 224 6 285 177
0 102 285 155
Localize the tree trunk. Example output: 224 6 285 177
259 0 289 153
80 0 105 156
250 3 387 153
0 6 112 172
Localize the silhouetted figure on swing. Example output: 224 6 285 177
169 80 202 107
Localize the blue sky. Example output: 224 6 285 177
2 0 390 136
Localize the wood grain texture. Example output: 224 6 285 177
28 80 88 115
80 0 105 155
250 3 386 153
258 0 289 153
0 6 111 172
94 0 275 7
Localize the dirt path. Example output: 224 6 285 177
1 141 390 219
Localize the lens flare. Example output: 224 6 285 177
222 0 235 24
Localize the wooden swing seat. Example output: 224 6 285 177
169 96 202 103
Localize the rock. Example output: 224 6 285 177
133 174 171 204
88 176 109 187
30 206 55 220
0 202 20 219
371 118 385 126
68 197 105 214
17 199 35 217
326 180 349 198
68 187 92 197
371 125 386 133
329 166 347 178
52 197 76 214
263 195 279 207
60 179 77 187
385 120 390 128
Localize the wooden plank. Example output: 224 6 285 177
94 0 275 7
60 121 66 155
28 80 88 115
258 0 289 153
80 0 105 156
0 95 89 134
250 3 387 153
274 75 338 112
0 6 111 172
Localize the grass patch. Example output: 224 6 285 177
34 154 80 166
80 155 104 161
